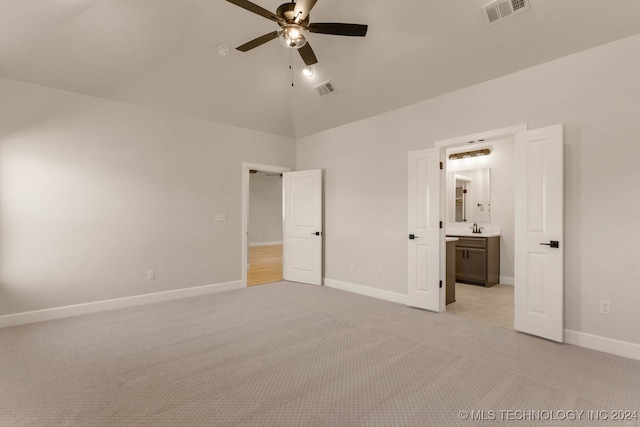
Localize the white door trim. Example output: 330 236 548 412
434 124 528 149
241 162 290 286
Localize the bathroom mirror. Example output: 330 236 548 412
448 168 491 223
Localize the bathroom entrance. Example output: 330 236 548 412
408 124 565 342
444 136 515 330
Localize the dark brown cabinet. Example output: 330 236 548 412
446 240 456 304
452 236 500 287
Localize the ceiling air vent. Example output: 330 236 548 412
314 81 336 97
483 0 529 24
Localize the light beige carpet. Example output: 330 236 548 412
1 281 639 426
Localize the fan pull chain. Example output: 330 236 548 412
290 48 294 87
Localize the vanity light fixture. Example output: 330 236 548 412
449 148 491 160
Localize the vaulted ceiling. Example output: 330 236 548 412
2 0 640 138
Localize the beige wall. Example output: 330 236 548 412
297 34 640 345
0 78 295 315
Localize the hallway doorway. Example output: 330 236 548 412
242 163 290 286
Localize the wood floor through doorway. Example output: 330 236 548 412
247 244 283 286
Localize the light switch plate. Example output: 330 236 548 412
215 213 227 222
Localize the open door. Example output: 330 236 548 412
283 169 323 285
407 148 441 311
514 124 564 342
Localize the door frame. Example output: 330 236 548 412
241 162 291 286
434 124 527 312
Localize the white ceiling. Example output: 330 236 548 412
2 0 640 138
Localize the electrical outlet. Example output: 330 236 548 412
147 270 155 280
350 262 355 272
600 300 611 315
376 267 382 277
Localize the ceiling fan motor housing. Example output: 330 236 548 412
276 2 310 26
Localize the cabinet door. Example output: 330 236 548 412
455 247 466 280
466 248 487 282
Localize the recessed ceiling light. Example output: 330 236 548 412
302 67 313 77
217 45 229 57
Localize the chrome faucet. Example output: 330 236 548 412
470 223 483 234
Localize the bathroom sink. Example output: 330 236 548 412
446 227 501 238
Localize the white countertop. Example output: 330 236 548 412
445 237 459 242
446 226 502 238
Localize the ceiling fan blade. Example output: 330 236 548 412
308 23 368 37
298 42 318 66
236 31 278 52
226 0 283 23
294 0 318 22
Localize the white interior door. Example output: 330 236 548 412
514 124 564 342
283 169 323 285
407 148 441 311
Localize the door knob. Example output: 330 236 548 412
311 231 322 236
409 234 419 240
540 240 560 248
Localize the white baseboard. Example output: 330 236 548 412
249 241 283 247
500 276 515 285
324 278 410 306
565 329 640 361
0 280 244 329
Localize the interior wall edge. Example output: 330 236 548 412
249 241 283 247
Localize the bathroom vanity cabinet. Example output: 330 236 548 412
446 239 456 304
454 236 500 287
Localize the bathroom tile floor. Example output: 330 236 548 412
446 282 514 330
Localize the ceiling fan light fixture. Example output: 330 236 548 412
302 66 314 77
277 24 308 49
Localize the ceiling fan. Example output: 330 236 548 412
225 0 368 66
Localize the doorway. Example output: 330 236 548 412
443 137 516 329
408 124 564 341
247 170 285 286
241 163 290 286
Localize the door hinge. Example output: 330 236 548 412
439 221 443 229
439 280 443 289
439 162 443 170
